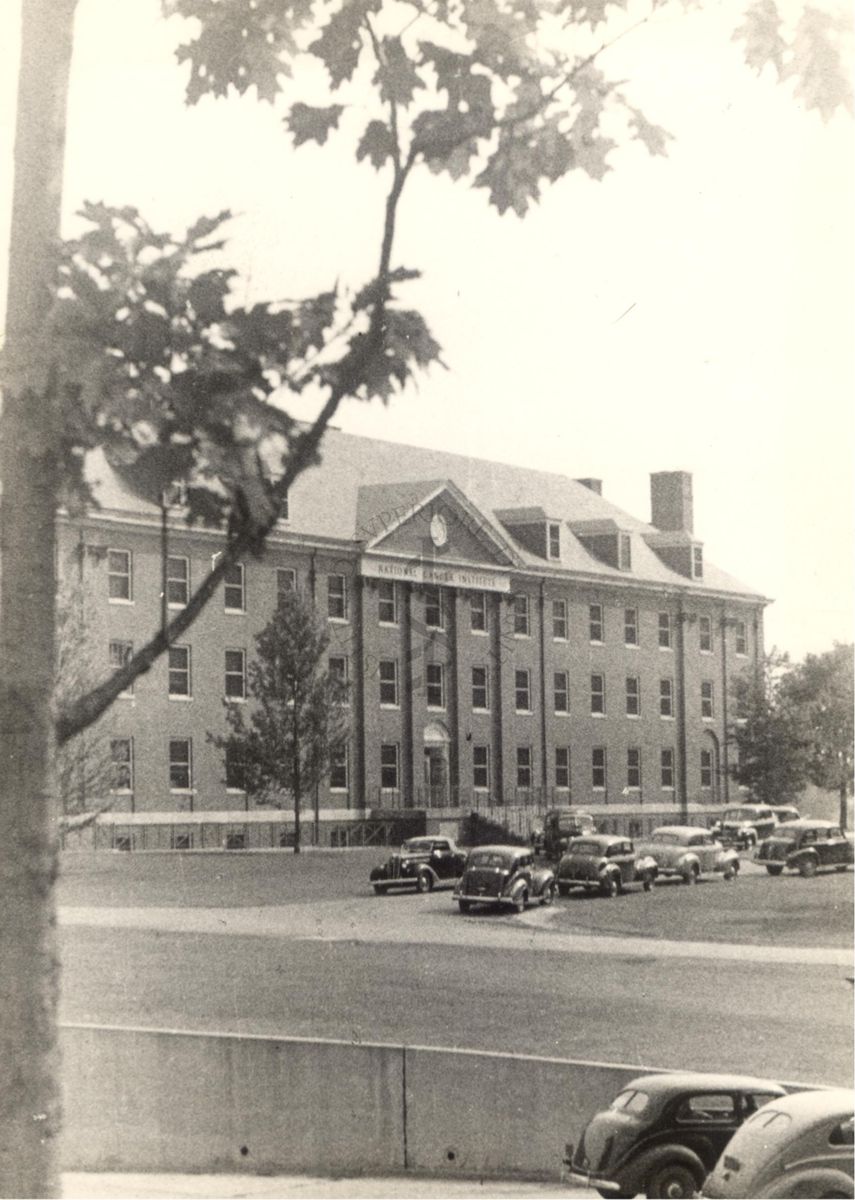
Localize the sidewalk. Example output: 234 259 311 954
62 1173 592 1198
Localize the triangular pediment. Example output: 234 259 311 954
357 480 520 568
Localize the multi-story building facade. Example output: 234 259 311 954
59 430 765 847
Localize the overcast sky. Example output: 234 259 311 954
1 0 852 660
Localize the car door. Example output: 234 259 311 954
824 828 850 868
431 840 454 879
676 1092 742 1170
614 841 636 885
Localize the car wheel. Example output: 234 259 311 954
765 864 784 876
557 883 570 897
513 889 528 913
646 1161 699 1199
540 882 555 906
458 900 472 914
682 866 698 885
372 884 388 895
601 874 619 899
642 871 654 892
723 862 738 881
416 872 434 893
798 857 818 878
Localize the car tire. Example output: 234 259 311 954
765 864 784 876
646 1161 700 1199
513 889 528 914
557 883 570 897
642 871 654 892
601 874 619 899
723 862 738 881
372 884 388 895
682 866 698 885
798 857 818 878
540 882 555 906
458 900 472 914
416 872 434 893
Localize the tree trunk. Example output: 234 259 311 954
0 1 78 1195
840 778 849 832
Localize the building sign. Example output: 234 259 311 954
360 554 510 593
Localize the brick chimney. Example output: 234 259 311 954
650 471 693 533
575 478 602 495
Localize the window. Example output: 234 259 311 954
515 668 532 712
224 563 245 612
700 748 713 789
472 666 490 711
660 748 674 789
277 567 296 600
379 660 398 707
108 549 132 601
625 676 640 717
589 603 604 643
168 645 191 697
425 586 445 629
225 745 246 791
619 533 632 570
554 671 569 714
699 615 713 652
110 738 133 792
172 831 193 851
380 743 399 790
659 677 674 718
548 522 561 559
624 607 638 646
378 581 398 625
592 747 606 790
552 598 568 640
555 746 571 791
329 655 349 697
169 738 192 790
329 744 348 791
224 649 246 699
470 592 487 633
513 594 530 637
426 663 445 709
658 611 672 648
328 574 348 621
590 673 605 716
735 621 747 655
166 555 189 606
110 640 134 697
516 746 532 789
676 1094 736 1123
701 680 714 719
627 748 641 790
692 545 704 579
473 745 490 790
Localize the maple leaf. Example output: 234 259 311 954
625 104 673 157
356 119 397 169
286 102 345 147
374 37 424 107
784 6 854 120
309 0 382 89
733 0 787 75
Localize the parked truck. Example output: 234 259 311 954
533 808 596 859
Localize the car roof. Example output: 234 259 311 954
753 1088 854 1121
649 826 708 839
568 833 622 848
771 818 837 831
724 804 772 813
467 844 529 856
625 1073 787 1096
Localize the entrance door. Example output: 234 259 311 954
424 746 449 807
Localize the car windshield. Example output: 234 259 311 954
402 839 434 853
610 1090 649 1115
568 840 603 855
468 851 510 869
723 809 760 822
650 831 683 845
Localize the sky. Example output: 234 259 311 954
1 0 853 661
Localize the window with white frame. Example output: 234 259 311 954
624 607 638 646
699 615 713 653
426 663 445 709
224 649 246 699
513 593 530 637
627 747 641 790
224 563 245 612
327 574 348 621
555 746 571 791
472 665 490 711
380 743 399 790
554 671 569 714
660 747 675 789
735 621 748 655
692 545 704 579
276 567 296 601
169 738 192 790
515 668 532 712
701 680 715 719
379 659 398 707
473 744 490 790
625 676 640 717
619 533 632 571
378 581 398 625
168 645 191 697
552 598 568 640
108 549 132 601
110 640 134 697
516 746 532 789
329 744 348 791
425 586 444 629
589 603 604 643
548 522 561 559
592 747 606 790
659 677 674 718
658 611 672 649
166 555 189 606
110 738 133 792
590 673 605 716
470 592 487 633
225 745 246 791
700 748 713 789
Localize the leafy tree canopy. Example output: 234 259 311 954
728 650 810 805
780 641 854 810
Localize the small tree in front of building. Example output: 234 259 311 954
212 590 349 852
728 651 810 805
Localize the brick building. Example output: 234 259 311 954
60 429 765 847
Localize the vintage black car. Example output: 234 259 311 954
564 1072 787 1199
710 805 777 849
533 808 596 858
756 819 853 877
453 844 556 913
556 834 658 897
370 836 467 894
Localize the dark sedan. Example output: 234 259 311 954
453 844 555 913
757 819 853 878
370 836 467 894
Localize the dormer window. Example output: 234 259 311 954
692 545 703 579
548 522 561 560
619 533 632 571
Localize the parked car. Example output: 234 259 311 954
556 834 658 898
563 1072 787 1199
770 805 801 826
756 819 854 878
702 1087 854 1198
711 805 777 849
453 844 555 913
635 826 740 885
533 808 596 858
369 836 467 894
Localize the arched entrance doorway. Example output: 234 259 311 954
423 720 451 807
702 730 722 805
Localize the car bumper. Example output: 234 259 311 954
453 889 516 907
563 1167 622 1192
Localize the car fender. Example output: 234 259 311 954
530 866 555 893
676 852 700 873
600 863 622 882
418 865 439 884
790 848 819 866
369 865 388 882
620 1143 706 1194
759 1165 854 1199
636 854 659 877
718 848 740 869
